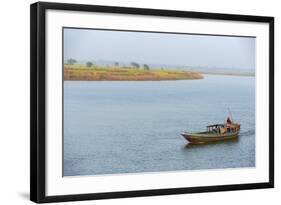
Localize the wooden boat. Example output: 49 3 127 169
181 119 240 144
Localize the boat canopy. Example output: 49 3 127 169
206 124 224 128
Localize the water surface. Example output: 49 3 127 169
64 75 255 176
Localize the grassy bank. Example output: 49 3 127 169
64 65 203 81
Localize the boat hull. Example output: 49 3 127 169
181 131 239 144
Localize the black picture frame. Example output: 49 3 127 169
30 1 274 203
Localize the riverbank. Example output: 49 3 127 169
64 65 203 81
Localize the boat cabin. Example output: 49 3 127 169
206 124 224 133
206 123 240 134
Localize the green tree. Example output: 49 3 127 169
143 64 150 70
114 62 119 67
130 62 140 68
86 61 93 67
67 58 77 65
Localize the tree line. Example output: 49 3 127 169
66 58 150 70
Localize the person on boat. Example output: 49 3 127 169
227 117 232 124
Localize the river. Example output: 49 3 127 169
63 74 255 176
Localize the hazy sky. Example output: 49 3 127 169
64 28 255 71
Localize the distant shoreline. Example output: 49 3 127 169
64 65 204 81
201 71 255 77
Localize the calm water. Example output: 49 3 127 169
64 75 255 176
